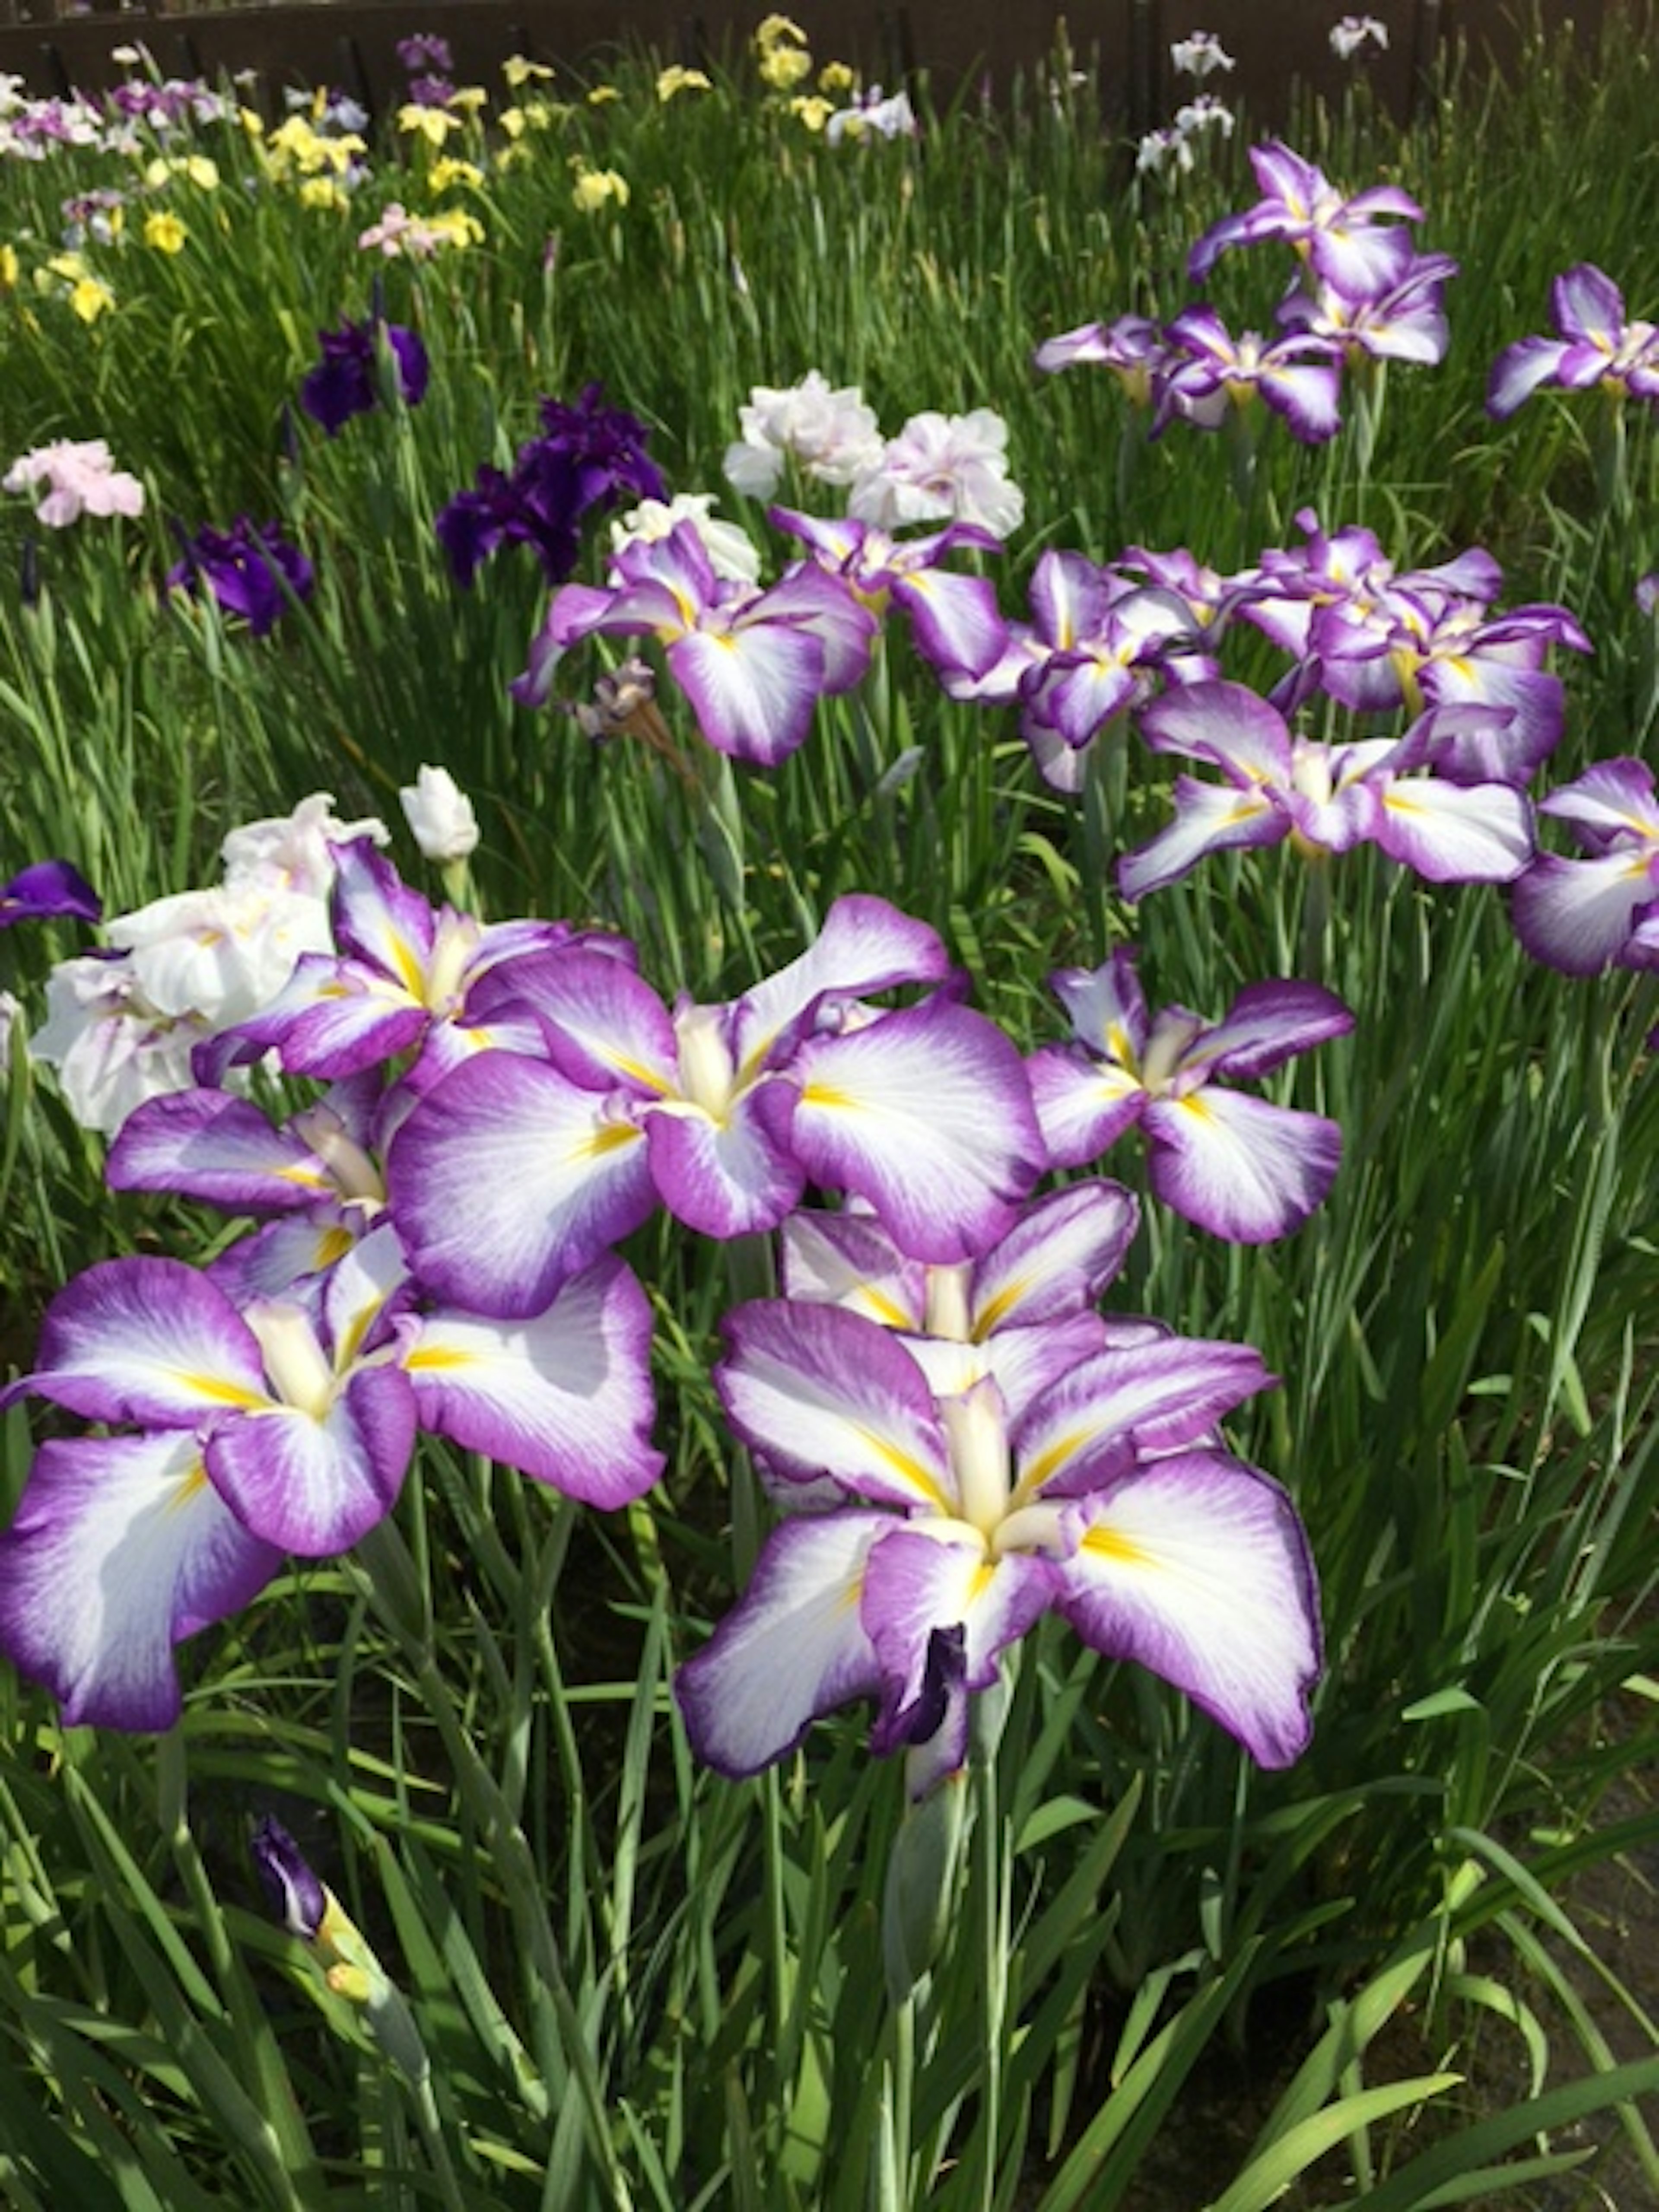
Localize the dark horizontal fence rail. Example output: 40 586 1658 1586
0 0 1645 135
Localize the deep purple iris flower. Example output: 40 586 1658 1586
299 317 430 437
0 858 101 928
167 519 315 636
436 384 666 588
396 32 453 74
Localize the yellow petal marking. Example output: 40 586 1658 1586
1079 1524 1152 1569
404 1344 478 1372
855 1426 951 1512
165 1457 212 1513
1013 1427 1090 1502
173 1373 268 1408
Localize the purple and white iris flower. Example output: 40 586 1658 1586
1188 141 1424 297
1277 250 1459 369
1154 308 1343 444
772 508 1007 683
941 550 1214 793
197 837 597 1094
1285 586 1590 785
387 894 1046 1316
1029 951 1352 1243
515 522 877 766
1121 679 1535 897
675 1291 1321 1785
1510 757 1659 974
0 1216 662 1727
1487 265 1659 420
0 1239 408 1728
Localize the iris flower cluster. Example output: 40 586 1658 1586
1 835 1333 1787
904 503 1584 855
1039 140 1457 445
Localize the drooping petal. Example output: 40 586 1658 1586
203 1363 416 1556
757 563 879 690
408 1255 662 1504
1144 1087 1342 1242
1374 777 1533 883
106 1090 337 1212
969 1180 1140 1332
388 1053 656 1318
645 1084 807 1236
1027 1043 1147 1170
203 953 429 1083
494 946 676 1096
1025 657 1138 750
1539 757 1659 849
789 1000 1044 1264
667 623 826 765
1053 1451 1321 1768
1486 336 1570 419
1414 661 1564 788
1511 850 1659 973
1306 219 1414 303
1118 778 1287 901
674 1511 890 1777
893 566 1007 679
17 1258 267 1426
1139 680 1295 782
718 1299 951 1509
0 1431 281 1731
1257 359 1343 444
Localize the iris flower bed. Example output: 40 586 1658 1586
1 11 1657 2206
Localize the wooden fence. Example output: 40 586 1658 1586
0 0 1646 137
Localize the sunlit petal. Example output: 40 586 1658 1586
1054 1452 1321 1767
1144 1088 1342 1242
790 1000 1044 1263
409 1255 662 1504
0 1432 280 1731
674 1511 890 1777
389 1052 655 1317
